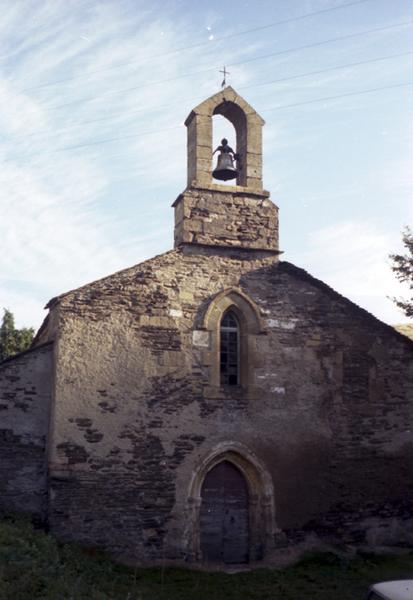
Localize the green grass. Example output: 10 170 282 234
1 518 413 599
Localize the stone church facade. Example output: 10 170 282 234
1 87 413 566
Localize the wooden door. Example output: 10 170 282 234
200 461 249 564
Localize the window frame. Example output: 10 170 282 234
198 288 263 394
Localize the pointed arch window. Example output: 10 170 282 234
199 288 263 393
220 310 240 386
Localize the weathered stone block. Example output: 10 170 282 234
174 188 279 252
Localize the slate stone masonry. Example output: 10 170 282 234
0 343 53 521
173 185 279 252
37 246 413 562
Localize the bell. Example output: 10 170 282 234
212 153 238 181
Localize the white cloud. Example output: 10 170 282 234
0 1 264 329
0 160 123 292
289 221 411 324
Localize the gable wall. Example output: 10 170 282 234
46 249 413 562
247 263 413 547
0 343 53 521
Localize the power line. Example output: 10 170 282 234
18 0 372 92
10 48 413 143
229 20 413 69
263 80 413 112
33 19 413 113
2 124 183 162
5 78 412 163
241 50 413 92
55 124 183 152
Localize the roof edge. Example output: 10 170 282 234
279 261 413 346
0 341 54 367
45 247 179 309
185 86 265 125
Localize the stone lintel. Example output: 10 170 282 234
185 86 265 125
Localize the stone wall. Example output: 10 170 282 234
0 343 53 521
174 186 279 251
44 246 413 563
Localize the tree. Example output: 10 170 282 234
389 227 413 319
0 309 35 362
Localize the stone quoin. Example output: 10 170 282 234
1 87 413 567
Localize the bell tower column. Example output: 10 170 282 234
173 86 279 254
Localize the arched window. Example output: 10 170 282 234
198 288 263 392
220 310 240 386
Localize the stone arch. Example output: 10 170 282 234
201 288 263 388
186 441 276 562
202 287 262 333
212 102 247 187
185 86 264 190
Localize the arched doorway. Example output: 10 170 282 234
185 443 276 563
200 461 249 564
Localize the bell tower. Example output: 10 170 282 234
173 86 279 253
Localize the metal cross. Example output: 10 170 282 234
220 66 230 88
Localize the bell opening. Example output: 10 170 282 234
212 115 239 186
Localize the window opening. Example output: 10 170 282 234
220 310 240 386
212 115 238 186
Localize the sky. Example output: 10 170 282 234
0 0 412 330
